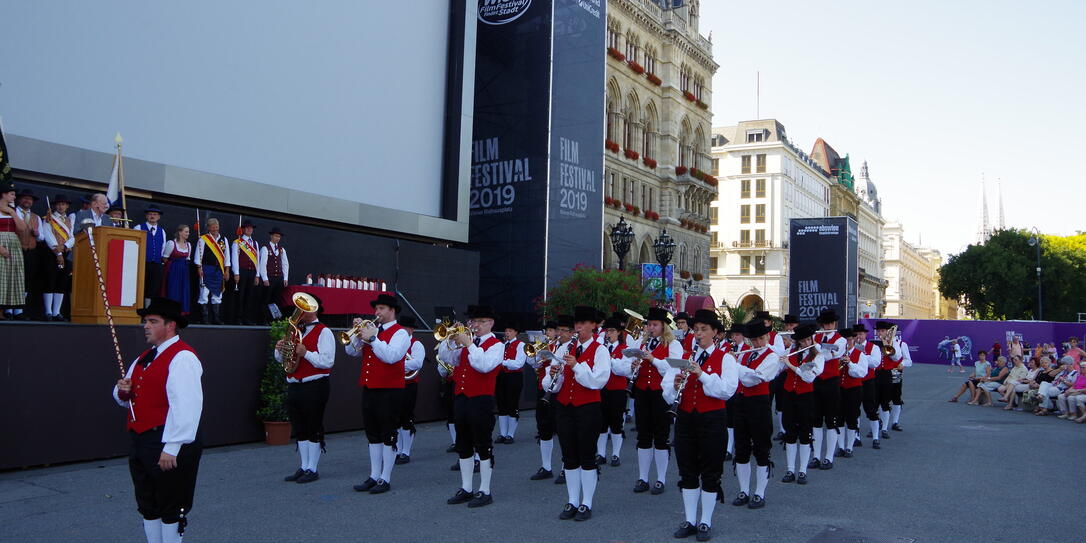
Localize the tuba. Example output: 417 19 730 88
881 325 899 356
279 292 320 374
623 309 645 340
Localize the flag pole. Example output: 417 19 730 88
115 133 129 224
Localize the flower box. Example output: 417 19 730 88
704 175 718 187
679 270 691 279
605 140 620 153
624 203 634 212
631 206 641 216
627 60 645 75
642 156 657 169
607 47 626 62
675 165 688 176
690 167 703 179
683 91 697 102
646 73 662 86
696 100 708 110
624 148 640 160
693 273 704 281
645 210 659 221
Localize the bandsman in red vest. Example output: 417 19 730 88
856 323 884 450
778 324 823 485
723 322 749 462
437 316 464 454
662 309 739 541
596 315 629 468
274 294 335 484
889 338 912 431
229 219 260 325
768 313 799 441
674 312 694 357
395 315 426 465
495 318 527 445
528 319 565 481
345 293 410 495
810 309 847 471
541 306 611 522
112 298 203 543
835 327 868 462
438 304 504 508
614 307 682 495
873 321 907 441
730 320 783 510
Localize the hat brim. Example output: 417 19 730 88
136 307 189 329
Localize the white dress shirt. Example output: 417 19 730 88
258 243 290 283
844 346 869 379
345 320 410 364
437 332 504 373
540 336 612 391
42 212 74 253
788 348 825 383
767 331 787 358
661 343 740 404
16 208 44 241
613 335 682 378
273 321 336 382
230 235 259 275
162 240 191 260
858 341 883 370
736 348 783 387
194 233 230 268
898 341 913 367
502 340 527 371
816 329 848 360
112 335 203 456
406 339 425 374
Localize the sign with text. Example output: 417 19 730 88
788 217 858 326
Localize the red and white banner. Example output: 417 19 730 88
106 239 140 307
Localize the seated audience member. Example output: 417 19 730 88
1056 361 1086 421
949 350 990 403
997 355 1028 405
1035 357 1072 415
975 357 1009 406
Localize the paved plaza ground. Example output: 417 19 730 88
1 364 1083 542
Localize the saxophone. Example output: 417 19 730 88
279 292 320 374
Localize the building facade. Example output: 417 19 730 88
856 162 887 318
882 223 938 319
708 119 832 314
602 0 718 305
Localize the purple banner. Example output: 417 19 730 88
859 318 1086 365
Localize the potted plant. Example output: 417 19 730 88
643 157 657 169
693 273 704 281
627 60 645 74
624 148 640 160
675 165 688 176
607 47 626 61
679 270 691 279
683 90 697 102
257 319 292 445
647 73 662 86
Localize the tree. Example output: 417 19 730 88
535 265 654 318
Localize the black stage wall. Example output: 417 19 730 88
0 323 539 470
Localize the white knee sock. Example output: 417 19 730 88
298 441 309 470
610 431 623 457
401 431 414 456
890 405 902 425
798 442 811 475
845 429 856 452
396 429 406 452
459 458 473 491
735 462 751 494
811 428 823 461
479 458 493 494
52 293 64 316
380 445 396 482
143 519 163 543
580 468 598 508
755 465 769 497
726 428 735 454
596 433 608 457
498 416 508 437
869 419 881 440
308 441 321 472
682 488 699 524
836 427 846 451
775 410 784 433
509 417 518 438
824 428 837 461
540 439 554 471
700 490 717 526
785 442 797 472
368 443 383 480
879 410 889 432
565 467 582 505
448 423 457 443
43 293 54 316
637 448 652 481
653 449 669 484
160 522 182 543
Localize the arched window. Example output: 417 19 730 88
623 92 640 151
693 126 705 171
678 119 692 168
639 239 653 265
642 102 658 159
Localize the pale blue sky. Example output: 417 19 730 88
701 0 1086 256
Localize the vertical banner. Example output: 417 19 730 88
641 263 673 305
788 217 859 326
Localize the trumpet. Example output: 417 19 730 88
434 320 474 347
523 339 549 358
338 319 376 346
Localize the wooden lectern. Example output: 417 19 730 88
71 226 147 325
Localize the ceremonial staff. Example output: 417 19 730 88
85 223 133 419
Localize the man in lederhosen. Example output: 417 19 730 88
778 324 823 485
134 205 167 309
543 306 611 521
723 323 748 462
836 327 866 461
275 294 334 483
495 318 527 445
439 305 504 508
229 219 260 325
41 194 74 321
112 298 203 543
810 310 846 471
663 309 738 541
194 218 229 324
615 307 681 495
528 319 563 481
770 313 799 440
730 320 782 510
258 227 289 323
395 314 425 464
596 315 629 467
856 323 883 449
872 321 906 446
346 293 409 494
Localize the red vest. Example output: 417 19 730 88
681 334 695 357
783 351 815 395
861 342 877 381
604 342 628 390
633 337 670 391
557 340 603 406
816 331 842 380
236 238 258 270
126 340 195 434
678 347 727 413
358 323 406 389
288 323 332 381
265 243 284 278
879 349 903 371
501 340 523 374
454 335 503 397
840 347 865 389
737 348 772 397
406 338 421 384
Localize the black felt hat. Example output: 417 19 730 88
743 321 772 338
52 194 71 206
753 310 772 322
816 309 840 325
691 309 723 331
727 323 746 335
466 304 497 320
15 189 38 202
144 204 164 216
573 305 600 323
397 314 417 329
268 227 285 236
500 317 522 332
370 293 401 312
852 323 868 333
673 312 691 323
792 324 816 342
543 320 558 330
602 316 624 330
783 314 800 324
645 307 671 324
875 321 894 330
137 297 189 328
556 315 575 329
839 327 856 339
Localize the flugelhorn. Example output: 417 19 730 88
280 292 320 374
523 339 549 358
338 319 376 346
434 320 472 346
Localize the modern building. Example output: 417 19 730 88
708 119 832 314
602 0 718 306
883 223 938 319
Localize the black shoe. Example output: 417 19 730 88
610 455 621 467
446 443 457 453
820 460 833 470
395 453 410 465
633 479 650 493
807 458 821 469
474 460 480 473
505 437 515 444
451 461 460 471
881 430 890 439
731 492 749 506
596 454 607 465
841 449 853 458
773 431 784 441
892 423 903 432
555 472 566 484
854 438 863 448
559 503 577 520
674 521 697 538
353 477 377 492
797 472 808 485
495 436 508 444
781 471 795 483
447 488 472 504
696 523 712 541
872 440 881 450
723 452 733 462
467 491 493 508
574 505 592 521
530 468 553 480
284 468 305 482
866 432 873 438
369 479 390 494
835 447 844 457
296 470 320 484
748 495 766 509
651 481 666 495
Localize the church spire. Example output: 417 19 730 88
997 179 1005 230
978 175 991 244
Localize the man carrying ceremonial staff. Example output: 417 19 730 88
229 220 260 325
345 293 409 495
112 298 203 543
194 218 229 324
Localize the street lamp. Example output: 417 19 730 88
653 229 676 307
1028 227 1043 320
609 216 635 271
